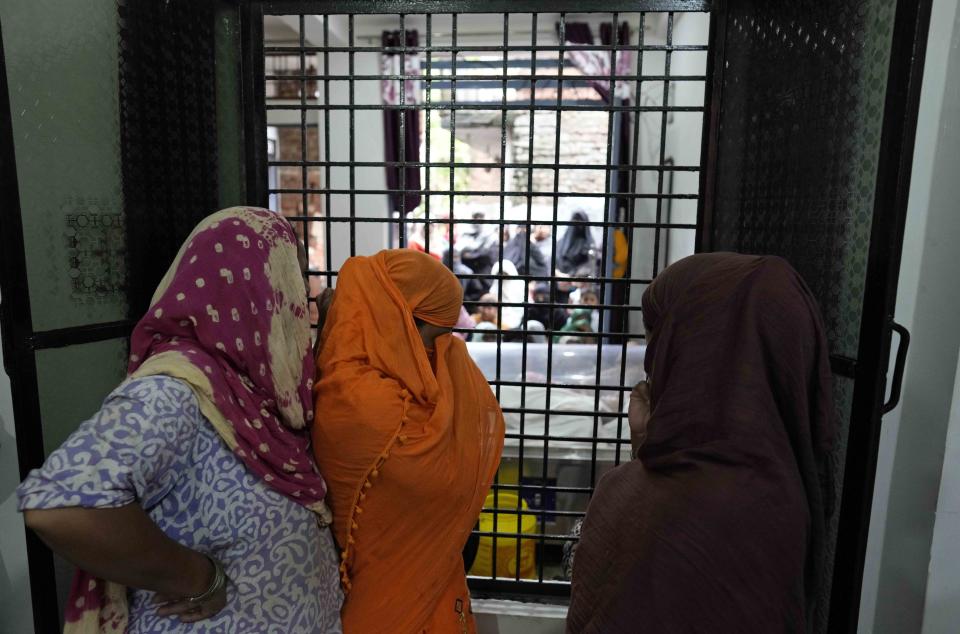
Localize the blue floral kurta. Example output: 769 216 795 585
18 375 342 633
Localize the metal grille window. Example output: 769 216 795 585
255 3 711 595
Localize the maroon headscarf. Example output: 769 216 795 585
568 253 836 634
128 207 329 514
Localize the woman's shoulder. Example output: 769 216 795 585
108 375 201 422
17 376 205 512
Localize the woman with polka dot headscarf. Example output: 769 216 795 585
18 208 343 633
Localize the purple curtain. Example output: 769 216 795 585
562 22 632 103
381 30 422 214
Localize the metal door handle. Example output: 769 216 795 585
881 321 910 414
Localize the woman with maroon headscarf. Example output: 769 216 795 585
18 208 342 633
567 253 837 634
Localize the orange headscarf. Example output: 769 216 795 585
313 249 504 633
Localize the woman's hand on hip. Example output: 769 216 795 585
153 553 227 623
23 504 229 623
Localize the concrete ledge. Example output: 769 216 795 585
474 599 568 634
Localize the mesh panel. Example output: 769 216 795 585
120 0 221 318
705 1 897 629
707 1 895 360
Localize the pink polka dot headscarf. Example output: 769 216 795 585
128 207 330 521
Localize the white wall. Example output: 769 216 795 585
859 0 960 631
0 291 34 631
326 19 390 270
922 352 960 633
265 15 391 273
662 13 708 271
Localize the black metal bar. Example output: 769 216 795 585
446 14 458 270
267 72 707 83
29 321 135 351
241 1 268 206
502 412 630 421
429 57 593 70
428 97 606 112
473 529 579 541
271 186 699 200
295 98 613 108
490 482 595 495
695 1 724 252
348 14 356 255
662 158 675 265
322 15 334 287
269 159 701 172
828 0 933 631
651 13 674 274
263 0 711 14
299 14 310 273
416 56 561 70
307 270 651 286
266 44 710 53
309 267 659 283
431 78 590 92
422 15 433 254
0 21 60 634
265 57 699 74
458 327 650 338
614 10 648 467
273 77 697 92
398 13 408 242
481 507 587 519
538 11 566 583
494 10 508 584
267 102 704 112
294 219 695 234
589 11 620 490
512 9 539 583
484 379 638 391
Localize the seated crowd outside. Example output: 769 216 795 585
430 211 602 345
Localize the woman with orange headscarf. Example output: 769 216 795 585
312 249 505 633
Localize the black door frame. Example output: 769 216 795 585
825 1 933 631
0 20 59 634
0 0 934 631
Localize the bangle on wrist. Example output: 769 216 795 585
185 555 227 604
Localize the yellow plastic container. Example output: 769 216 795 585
497 461 520 485
469 492 537 579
